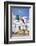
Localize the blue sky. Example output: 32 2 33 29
10 7 30 20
